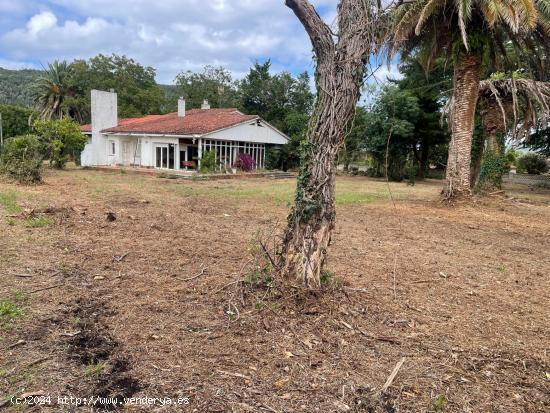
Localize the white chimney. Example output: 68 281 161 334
178 97 186 117
91 89 118 134
201 99 210 110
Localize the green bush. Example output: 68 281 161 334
0 135 43 183
33 118 87 169
517 152 549 175
504 148 519 171
199 150 217 173
0 105 35 138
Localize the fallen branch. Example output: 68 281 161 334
176 264 207 282
61 331 81 338
212 279 242 294
114 252 129 262
8 340 26 349
216 369 251 381
12 273 33 278
28 284 63 294
380 357 405 393
358 329 401 345
343 287 369 293
260 404 282 413
27 357 51 367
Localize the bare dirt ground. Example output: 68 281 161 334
0 170 549 413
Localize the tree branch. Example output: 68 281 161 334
285 0 335 61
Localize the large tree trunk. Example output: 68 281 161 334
483 102 507 152
443 54 481 199
475 102 508 190
279 0 374 289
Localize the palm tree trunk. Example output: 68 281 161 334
476 104 506 190
443 54 482 199
279 0 373 289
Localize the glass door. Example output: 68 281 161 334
154 143 177 169
154 144 169 169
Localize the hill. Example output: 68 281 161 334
0 67 41 107
0 66 179 110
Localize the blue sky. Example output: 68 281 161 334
0 0 399 84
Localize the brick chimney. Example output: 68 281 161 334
178 97 186 117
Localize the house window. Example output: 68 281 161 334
109 141 116 155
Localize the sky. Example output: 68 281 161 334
0 0 400 84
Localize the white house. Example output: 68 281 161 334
80 90 288 171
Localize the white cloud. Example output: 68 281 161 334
0 1 343 83
372 64 403 83
27 11 57 36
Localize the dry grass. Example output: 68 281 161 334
0 169 549 412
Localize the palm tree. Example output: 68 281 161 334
475 75 550 188
390 0 550 200
33 60 72 120
479 76 550 151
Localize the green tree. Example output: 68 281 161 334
175 65 239 109
266 111 310 171
526 128 550 156
517 152 549 174
33 60 73 120
340 107 369 172
476 75 550 189
239 61 314 129
362 85 421 180
33 118 87 169
239 61 314 171
0 105 35 139
390 0 550 200
0 67 42 107
66 54 166 122
395 58 450 179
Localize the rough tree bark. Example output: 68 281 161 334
279 0 376 289
443 54 482 199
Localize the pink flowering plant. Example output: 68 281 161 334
233 153 255 172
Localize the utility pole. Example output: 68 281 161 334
0 112 3 147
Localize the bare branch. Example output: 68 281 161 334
285 0 335 61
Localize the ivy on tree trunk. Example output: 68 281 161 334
278 0 377 289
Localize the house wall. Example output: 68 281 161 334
205 120 287 144
138 136 180 168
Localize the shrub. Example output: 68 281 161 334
517 152 549 175
199 150 217 173
0 135 43 183
33 118 87 169
0 105 35 138
233 153 255 172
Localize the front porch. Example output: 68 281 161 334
105 135 266 172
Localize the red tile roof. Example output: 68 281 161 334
80 115 166 133
80 109 258 135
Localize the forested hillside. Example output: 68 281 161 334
0 66 179 110
0 67 41 107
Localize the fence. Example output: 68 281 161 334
504 172 550 186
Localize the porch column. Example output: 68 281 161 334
198 138 203 170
